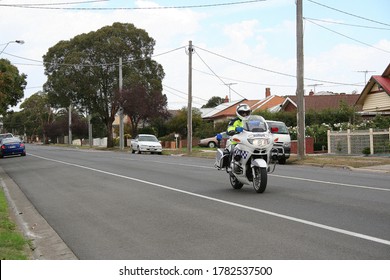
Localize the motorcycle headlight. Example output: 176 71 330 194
248 138 270 147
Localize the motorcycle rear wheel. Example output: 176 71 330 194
253 167 267 193
229 172 243 189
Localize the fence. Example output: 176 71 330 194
327 128 390 155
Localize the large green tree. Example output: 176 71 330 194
43 22 165 147
0 59 27 114
167 107 203 138
19 92 54 143
201 96 224 108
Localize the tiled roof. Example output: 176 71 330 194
213 100 258 118
252 95 286 112
285 94 360 111
202 99 245 119
209 95 286 119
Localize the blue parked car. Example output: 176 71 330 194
0 137 26 158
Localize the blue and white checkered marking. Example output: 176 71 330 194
234 149 249 159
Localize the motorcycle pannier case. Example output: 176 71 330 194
215 148 230 169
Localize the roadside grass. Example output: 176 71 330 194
0 188 30 260
288 154 390 168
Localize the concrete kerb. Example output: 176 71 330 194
0 167 78 260
348 164 390 174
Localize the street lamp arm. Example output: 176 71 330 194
0 40 25 56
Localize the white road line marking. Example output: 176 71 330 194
29 153 390 246
119 157 390 192
270 174 390 192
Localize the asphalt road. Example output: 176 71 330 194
1 144 389 259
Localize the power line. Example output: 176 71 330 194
163 84 208 102
2 46 186 67
194 45 364 86
307 0 390 27
305 18 390 54
3 43 368 92
3 0 108 6
193 68 295 87
193 49 247 99
0 0 267 10
303 17 390 31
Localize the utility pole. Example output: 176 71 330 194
296 0 305 159
119 57 124 150
187 41 193 155
68 105 72 145
88 110 93 147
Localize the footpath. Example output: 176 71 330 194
0 167 77 260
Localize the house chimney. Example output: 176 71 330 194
224 95 229 103
265 87 271 98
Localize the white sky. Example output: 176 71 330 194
1 0 389 110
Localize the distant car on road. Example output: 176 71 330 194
131 134 162 154
199 132 228 148
266 120 291 164
0 137 26 158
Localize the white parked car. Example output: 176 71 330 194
266 120 291 164
131 134 162 154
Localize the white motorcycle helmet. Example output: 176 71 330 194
236 103 251 121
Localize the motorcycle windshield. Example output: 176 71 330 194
243 116 268 132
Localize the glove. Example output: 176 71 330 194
235 127 243 133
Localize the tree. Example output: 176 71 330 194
201 96 224 108
45 109 89 143
43 22 164 147
120 84 169 136
167 107 203 138
19 92 54 143
2 110 25 135
0 59 27 114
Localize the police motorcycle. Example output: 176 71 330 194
214 115 279 193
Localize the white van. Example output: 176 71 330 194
266 120 291 164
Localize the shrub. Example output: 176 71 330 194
362 147 370 155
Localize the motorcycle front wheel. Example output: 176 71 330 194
229 172 243 189
253 167 267 193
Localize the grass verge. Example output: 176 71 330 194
0 187 30 260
